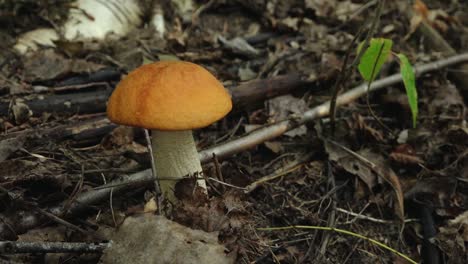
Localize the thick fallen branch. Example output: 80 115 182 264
2 53 467 237
230 74 312 109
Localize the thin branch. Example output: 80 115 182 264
207 177 245 190
144 128 162 215
244 153 313 193
199 53 468 163
0 241 109 254
335 207 418 224
34 207 91 236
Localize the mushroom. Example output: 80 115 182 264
107 61 232 201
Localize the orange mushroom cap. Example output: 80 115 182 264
107 61 232 131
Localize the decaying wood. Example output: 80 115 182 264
231 74 312 110
0 91 112 117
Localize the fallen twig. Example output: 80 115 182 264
335 207 418 224
244 153 313 193
199 52 468 162
0 241 109 254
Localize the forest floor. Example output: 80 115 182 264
0 0 467 263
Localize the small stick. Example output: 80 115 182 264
210 153 225 194
244 153 313 193
207 177 245 190
0 241 109 254
335 207 418 224
244 165 302 194
144 129 162 215
33 207 92 237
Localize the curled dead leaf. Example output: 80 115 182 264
325 141 405 220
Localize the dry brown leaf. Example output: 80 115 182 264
0 135 26 162
449 211 468 242
413 0 429 19
9 99 32 125
353 114 385 142
406 15 424 40
410 0 454 34
390 144 424 165
22 50 104 82
268 95 308 137
223 190 247 214
326 143 377 189
108 126 134 146
218 36 260 58
370 159 405 221
305 0 362 22
264 141 284 154
436 218 468 263
325 142 405 220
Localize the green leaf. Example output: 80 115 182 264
397 53 418 128
358 38 393 82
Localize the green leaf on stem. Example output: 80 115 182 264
358 38 393 82
397 53 418 127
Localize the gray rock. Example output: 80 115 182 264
100 215 234 264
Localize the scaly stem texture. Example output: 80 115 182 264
152 130 205 201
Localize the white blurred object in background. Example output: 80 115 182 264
14 28 59 54
15 0 143 54
151 3 165 38
63 0 142 41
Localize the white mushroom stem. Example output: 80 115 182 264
151 130 206 201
